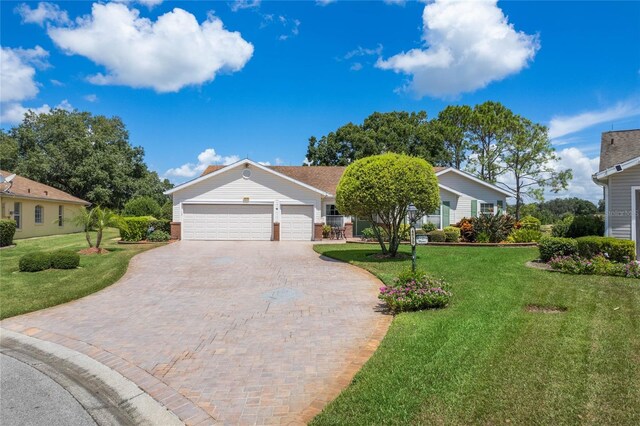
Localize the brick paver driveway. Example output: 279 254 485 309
1 241 390 425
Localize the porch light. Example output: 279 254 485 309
408 203 418 224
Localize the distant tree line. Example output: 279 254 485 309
306 101 573 219
0 109 172 211
508 197 601 225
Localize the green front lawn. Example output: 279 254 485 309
312 244 640 425
1 229 161 320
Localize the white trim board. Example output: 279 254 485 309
435 167 515 197
164 159 331 197
593 156 640 181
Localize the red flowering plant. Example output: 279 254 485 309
378 269 452 313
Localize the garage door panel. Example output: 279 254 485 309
183 204 272 241
281 205 313 241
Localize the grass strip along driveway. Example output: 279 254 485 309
312 244 640 426
1 229 161 320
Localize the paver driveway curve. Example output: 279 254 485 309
1 241 390 425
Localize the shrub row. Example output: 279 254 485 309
119 216 151 242
0 219 16 247
19 250 80 272
552 214 604 238
539 236 636 263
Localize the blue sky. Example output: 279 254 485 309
1 0 639 202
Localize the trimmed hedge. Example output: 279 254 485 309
149 218 170 234
50 250 80 269
119 216 151 242
576 236 636 262
539 236 578 262
148 230 170 242
427 230 446 242
0 219 16 247
568 215 605 238
19 252 51 272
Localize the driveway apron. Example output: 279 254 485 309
1 241 390 425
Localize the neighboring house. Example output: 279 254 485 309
592 129 640 258
164 159 513 241
0 171 90 239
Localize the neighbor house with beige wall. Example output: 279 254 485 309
0 171 90 239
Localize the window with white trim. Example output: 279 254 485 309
480 203 495 215
325 204 341 216
58 205 64 227
14 202 21 229
35 205 44 224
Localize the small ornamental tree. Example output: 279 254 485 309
336 153 440 257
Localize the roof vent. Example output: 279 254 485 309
28 188 31 193
611 138 614 145
44 190 48 196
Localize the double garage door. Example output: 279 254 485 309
182 204 312 241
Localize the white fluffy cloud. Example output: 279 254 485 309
229 1 261 12
0 99 72 125
376 0 539 98
548 100 640 139
115 0 164 9
0 46 49 103
165 148 241 179
316 0 336 6
15 2 70 26
548 147 601 203
47 3 254 93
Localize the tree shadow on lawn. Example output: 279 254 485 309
318 250 412 264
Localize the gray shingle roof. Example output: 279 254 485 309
599 129 640 171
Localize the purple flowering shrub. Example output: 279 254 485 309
549 254 640 279
379 269 452 312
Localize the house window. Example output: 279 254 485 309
14 202 21 229
35 205 44 224
325 204 341 216
58 205 64 227
480 203 495 215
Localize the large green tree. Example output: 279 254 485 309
466 101 517 183
306 111 447 166
0 109 172 209
434 105 472 169
336 153 440 257
499 117 572 219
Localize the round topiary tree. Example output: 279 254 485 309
336 153 440 257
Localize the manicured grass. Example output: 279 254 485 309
1 229 162 320
311 244 640 425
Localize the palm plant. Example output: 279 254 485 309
70 206 95 248
92 207 120 249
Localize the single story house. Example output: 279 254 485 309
0 171 90 239
164 159 513 241
592 129 640 258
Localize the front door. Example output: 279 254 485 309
442 201 451 228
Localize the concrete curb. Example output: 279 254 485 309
0 328 183 426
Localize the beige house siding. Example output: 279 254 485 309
0 196 85 239
172 166 323 224
607 164 640 240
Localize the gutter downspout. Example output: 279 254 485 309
592 174 608 237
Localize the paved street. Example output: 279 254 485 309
0 353 96 426
1 241 390 425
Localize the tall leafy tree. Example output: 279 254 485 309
0 109 172 209
466 101 516 183
306 111 447 166
336 153 440 257
434 105 472 169
499 117 572 219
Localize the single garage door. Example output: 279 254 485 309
281 205 313 241
182 204 273 240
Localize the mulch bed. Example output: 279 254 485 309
347 239 537 247
78 247 109 255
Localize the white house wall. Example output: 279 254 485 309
608 164 640 240
172 166 322 223
438 172 508 216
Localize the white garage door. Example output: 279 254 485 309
281 205 313 241
182 204 273 241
